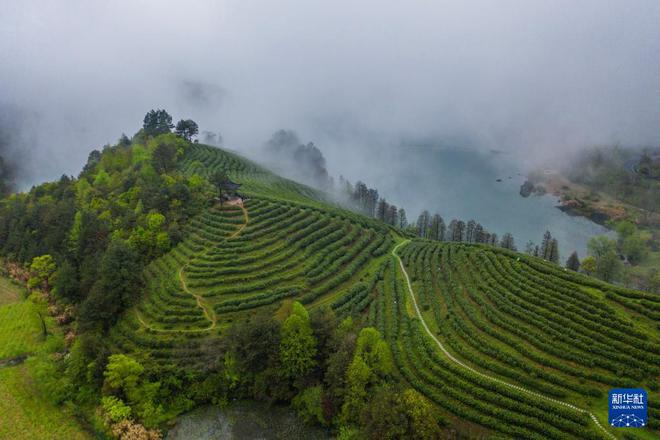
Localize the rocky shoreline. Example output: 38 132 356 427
519 177 620 227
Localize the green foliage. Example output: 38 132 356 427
581 255 597 275
53 259 79 301
101 396 132 422
175 119 199 141
131 144 150 165
280 302 317 379
146 212 166 231
354 327 392 378
104 354 144 394
401 388 445 439
93 169 110 188
621 234 647 264
341 328 392 424
152 140 179 173
79 239 143 331
28 254 56 289
102 354 164 428
292 385 327 425
615 221 637 241
143 109 173 137
587 236 622 282
565 251 580 272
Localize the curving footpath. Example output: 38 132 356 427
392 240 616 440
137 203 249 333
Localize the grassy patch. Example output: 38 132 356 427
0 277 21 306
0 365 89 440
0 296 44 360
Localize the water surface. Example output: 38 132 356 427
166 402 330 440
332 144 611 260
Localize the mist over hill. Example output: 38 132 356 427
1 0 660 189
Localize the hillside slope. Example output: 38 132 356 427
115 143 658 439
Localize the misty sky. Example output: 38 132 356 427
2 0 660 187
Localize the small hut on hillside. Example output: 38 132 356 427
211 171 246 204
218 178 245 203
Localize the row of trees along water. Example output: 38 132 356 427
340 177 571 266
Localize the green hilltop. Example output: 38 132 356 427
0 125 658 439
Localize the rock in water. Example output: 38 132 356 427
519 180 535 197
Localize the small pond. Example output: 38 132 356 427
166 401 331 440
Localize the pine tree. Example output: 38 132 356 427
429 214 445 241
417 211 430 238
398 209 408 229
387 205 398 226
474 224 485 243
376 198 388 222
143 109 173 136
541 231 552 259
500 233 516 251
525 241 535 255
548 238 560 263
367 188 379 217
566 251 580 271
466 220 476 243
449 220 465 242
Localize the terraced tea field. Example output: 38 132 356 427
388 240 659 439
114 145 393 370
115 144 658 438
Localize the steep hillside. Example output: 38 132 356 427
115 143 657 439
1 138 658 439
393 241 659 439
113 144 394 370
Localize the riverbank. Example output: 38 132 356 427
524 171 659 227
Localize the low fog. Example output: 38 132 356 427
1 0 660 192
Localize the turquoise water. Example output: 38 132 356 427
333 144 611 261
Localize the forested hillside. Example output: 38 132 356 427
0 117 657 440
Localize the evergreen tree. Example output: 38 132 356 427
466 220 476 243
376 198 388 222
152 141 178 173
416 211 430 238
540 230 552 259
118 133 131 147
387 205 398 226
174 119 199 141
548 238 560 263
474 223 485 243
566 251 580 271
142 109 173 137
525 241 535 255
500 233 516 251
367 189 379 218
449 220 465 242
79 240 143 331
398 209 408 229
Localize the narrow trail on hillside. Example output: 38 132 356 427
137 203 249 333
391 240 616 440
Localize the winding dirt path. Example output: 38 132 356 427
137 203 249 333
392 240 616 440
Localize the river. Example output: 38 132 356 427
329 143 611 261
